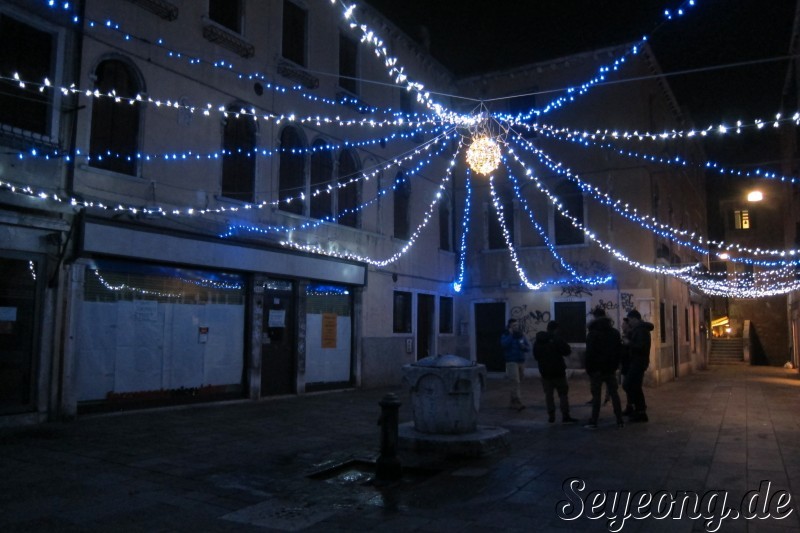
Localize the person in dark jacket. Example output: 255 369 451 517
584 307 624 429
500 318 530 411
533 321 578 423
623 309 654 422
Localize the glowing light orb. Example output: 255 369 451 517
466 135 501 175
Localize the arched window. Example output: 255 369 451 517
393 172 410 240
0 14 54 135
310 139 332 220
221 105 257 203
337 149 360 228
554 180 584 245
278 127 306 215
89 59 142 176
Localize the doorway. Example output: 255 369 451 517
416 293 435 360
261 279 295 396
474 302 506 371
0 256 39 413
672 304 679 378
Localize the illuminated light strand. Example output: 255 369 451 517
330 0 470 125
294 128 455 208
91 269 182 299
528 112 800 143
510 133 715 260
0 130 455 219
15 123 447 165
504 163 613 286
306 284 351 296
510 131 800 264
489 174 553 290
505 145 701 276
39 0 80 23
453 169 472 293
279 139 464 266
221 137 452 237
4 74 447 131
535 124 797 185
676 270 800 298
85 4 462 123
496 0 699 120
29 261 37 281
82 14 407 116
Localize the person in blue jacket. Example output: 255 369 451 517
500 318 529 411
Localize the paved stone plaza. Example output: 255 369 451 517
1 364 799 532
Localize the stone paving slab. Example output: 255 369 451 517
0 365 799 532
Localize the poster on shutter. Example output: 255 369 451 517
321 313 337 349
268 309 286 327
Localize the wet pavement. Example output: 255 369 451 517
1 364 799 532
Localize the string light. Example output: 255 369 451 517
453 170 473 293
279 139 463 266
20 0 792 300
510 132 800 265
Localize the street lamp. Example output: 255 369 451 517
747 190 763 202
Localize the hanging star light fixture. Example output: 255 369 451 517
466 135 502 175
465 108 506 175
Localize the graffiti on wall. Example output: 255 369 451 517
561 285 592 298
620 292 635 313
510 305 551 336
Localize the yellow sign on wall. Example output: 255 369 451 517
321 313 337 348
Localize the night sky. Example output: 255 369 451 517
365 0 796 164
364 0 798 238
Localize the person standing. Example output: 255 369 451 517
584 307 624 429
619 317 633 414
501 318 529 411
623 309 654 422
533 321 578 423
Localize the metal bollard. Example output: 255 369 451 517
376 392 402 481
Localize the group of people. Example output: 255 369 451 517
500 307 653 429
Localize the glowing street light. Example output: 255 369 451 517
747 190 763 202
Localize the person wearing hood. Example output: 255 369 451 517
623 309 654 422
584 307 624 429
533 321 578 423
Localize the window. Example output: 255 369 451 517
660 301 666 343
393 291 412 333
554 181 584 245
487 186 514 250
685 308 690 342
282 1 307 66
209 0 242 33
339 33 358 94
337 149 360 228
89 59 141 176
439 296 453 334
221 105 257 203
278 127 305 215
0 15 54 135
554 301 586 344
734 209 750 230
439 198 452 251
393 173 410 240
310 140 333 220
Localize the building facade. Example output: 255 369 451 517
0 0 711 424
454 43 710 385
